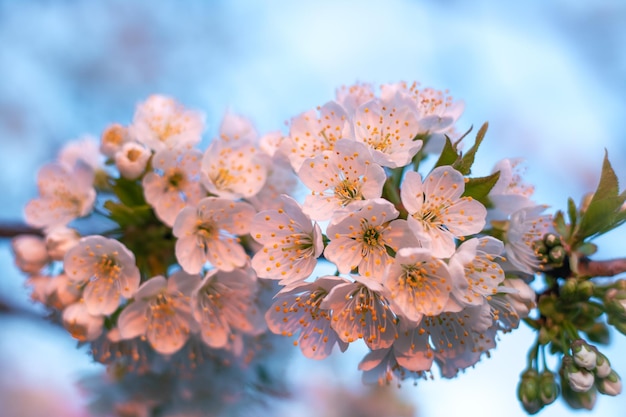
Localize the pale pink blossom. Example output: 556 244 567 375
62 301 104 342
250 195 323 284
298 139 386 221
12 234 49 274
401 166 487 258
143 148 204 226
115 142 151 180
505 205 553 273
63 236 140 315
100 123 130 158
173 197 255 274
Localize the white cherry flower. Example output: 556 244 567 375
448 236 505 307
384 247 453 323
353 97 422 168
63 236 140 315
129 94 205 152
143 148 204 227
265 276 349 360
505 205 553 274
488 158 535 220
250 195 323 284
24 163 96 228
298 139 386 221
401 166 487 258
201 139 268 199
335 82 375 117
282 101 351 172
192 267 266 349
173 197 256 274
321 275 397 350
325 199 419 279
58 135 102 172
115 142 151 180
118 271 200 355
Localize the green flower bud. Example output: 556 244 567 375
561 278 578 301
533 240 548 255
518 369 542 414
548 246 565 265
576 281 594 301
539 371 559 405
538 294 558 318
595 353 612 379
604 288 626 317
543 233 561 248
585 322 610 345
571 339 597 371
596 371 622 396
561 380 597 410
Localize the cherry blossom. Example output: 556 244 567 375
401 166 487 258
505 205 553 274
298 139 386 221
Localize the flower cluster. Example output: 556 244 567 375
11 83 626 415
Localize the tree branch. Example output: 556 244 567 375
578 257 626 278
0 222 42 238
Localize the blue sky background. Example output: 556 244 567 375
1 1 625 416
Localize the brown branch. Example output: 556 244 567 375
0 222 43 238
578 257 626 278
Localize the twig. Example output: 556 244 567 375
0 222 42 238
578 257 626 278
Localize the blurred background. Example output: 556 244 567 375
1 0 625 416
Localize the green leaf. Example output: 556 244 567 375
453 122 488 175
577 242 598 256
104 200 152 227
573 152 626 242
553 210 569 238
567 197 577 230
111 177 146 207
462 171 500 206
432 136 460 169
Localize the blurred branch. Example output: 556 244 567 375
579 257 626 278
0 298 42 320
0 222 42 238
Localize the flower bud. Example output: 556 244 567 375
594 353 612 379
561 381 597 410
100 123 129 158
539 371 559 405
543 233 561 248
576 281 594 301
548 246 565 265
12 234 49 274
571 339 597 371
604 288 626 316
115 142 151 180
569 368 595 393
561 278 578 301
596 371 622 396
517 369 542 414
45 226 80 261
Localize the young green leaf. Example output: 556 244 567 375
462 171 500 206
453 122 488 175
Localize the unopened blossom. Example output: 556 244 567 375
571 340 597 371
401 166 487 258
118 272 199 355
12 234 49 274
45 226 80 261
384 247 452 322
143 148 204 226
282 101 351 171
192 268 266 349
448 237 505 307
353 97 422 168
321 275 397 350
62 301 104 342
597 371 622 396
326 199 419 279
173 197 256 274
505 205 554 274
201 139 268 199
63 236 141 315
129 94 205 152
250 195 323 283
595 353 612 378
266 276 349 359
115 142 151 180
100 123 130 158
298 139 386 221
24 163 96 228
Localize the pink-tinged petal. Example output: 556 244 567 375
62 302 103 342
172 206 198 238
147 312 191 355
360 162 387 198
400 171 424 214
168 270 202 296
175 237 207 274
443 197 487 236
118 300 149 339
83 278 121 316
394 326 434 372
302 193 342 221
325 238 363 274
134 276 167 300
207 238 247 271
423 166 465 201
